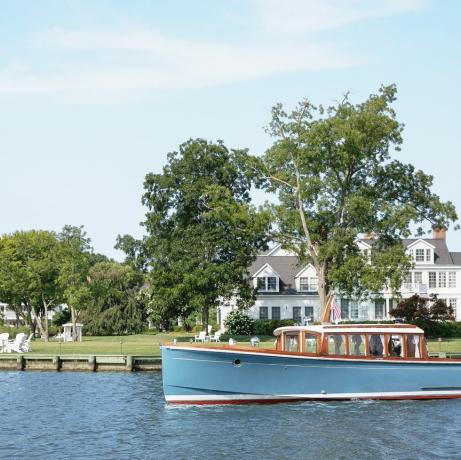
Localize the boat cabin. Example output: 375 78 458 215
274 324 427 359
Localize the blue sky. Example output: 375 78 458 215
1 0 460 259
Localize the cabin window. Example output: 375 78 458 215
304 334 317 354
285 334 299 352
327 334 346 355
348 334 366 356
369 334 385 357
406 335 421 358
388 335 404 357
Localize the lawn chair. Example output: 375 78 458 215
194 331 206 342
209 331 223 342
20 333 33 352
0 333 9 353
4 333 27 353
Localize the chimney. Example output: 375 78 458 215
433 225 447 240
362 232 377 240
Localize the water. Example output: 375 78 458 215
1 372 461 460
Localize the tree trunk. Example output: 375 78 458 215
31 307 47 341
71 307 79 341
43 302 49 342
316 263 328 320
202 306 209 334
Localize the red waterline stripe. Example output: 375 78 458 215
167 394 461 405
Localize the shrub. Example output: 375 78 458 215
220 334 275 342
224 310 255 335
253 319 296 335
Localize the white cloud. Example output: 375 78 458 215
0 0 427 103
0 29 356 101
256 0 427 33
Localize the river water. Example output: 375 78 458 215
2 371 461 459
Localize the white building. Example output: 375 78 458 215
0 302 61 326
218 227 461 328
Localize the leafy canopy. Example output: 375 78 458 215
135 138 270 329
247 85 457 306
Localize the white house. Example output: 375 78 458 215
0 302 62 326
218 227 461 328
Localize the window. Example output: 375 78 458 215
374 299 385 320
349 334 366 356
449 272 457 288
404 272 412 284
426 249 431 262
415 249 425 262
259 307 268 320
292 306 302 324
299 276 318 292
439 272 447 288
350 301 359 320
414 272 422 283
257 276 278 291
429 272 437 288
285 334 299 352
304 306 314 320
327 335 346 355
388 335 404 357
257 277 265 290
271 306 280 320
406 335 421 358
299 277 309 291
449 299 457 318
304 334 317 354
340 299 349 319
369 334 384 357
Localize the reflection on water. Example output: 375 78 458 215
1 372 461 459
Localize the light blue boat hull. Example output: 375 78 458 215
162 345 461 404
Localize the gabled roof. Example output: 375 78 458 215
252 263 281 278
406 239 436 249
294 264 315 278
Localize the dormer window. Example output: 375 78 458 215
426 249 431 262
299 277 318 292
415 249 425 262
257 276 278 292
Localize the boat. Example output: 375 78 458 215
162 300 461 404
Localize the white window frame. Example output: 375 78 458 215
256 276 279 292
415 249 425 262
426 249 431 262
438 272 447 288
449 272 456 288
414 272 422 283
429 272 437 288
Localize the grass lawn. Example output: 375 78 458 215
23 334 461 356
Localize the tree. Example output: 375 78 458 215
246 85 457 316
79 261 147 335
0 230 62 340
129 139 270 332
390 294 454 336
57 225 92 341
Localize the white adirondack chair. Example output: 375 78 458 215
4 333 27 353
209 331 223 342
194 331 206 342
21 334 33 352
0 333 9 352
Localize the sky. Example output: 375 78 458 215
1 0 460 259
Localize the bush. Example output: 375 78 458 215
220 334 275 342
224 310 255 335
253 319 296 335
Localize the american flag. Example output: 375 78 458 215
330 297 341 323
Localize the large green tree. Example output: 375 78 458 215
0 230 62 340
57 225 93 341
247 85 457 316
80 261 147 335
128 139 270 331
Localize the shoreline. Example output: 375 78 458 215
0 354 161 372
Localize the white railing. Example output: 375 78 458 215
402 283 428 294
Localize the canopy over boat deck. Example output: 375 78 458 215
273 323 427 359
